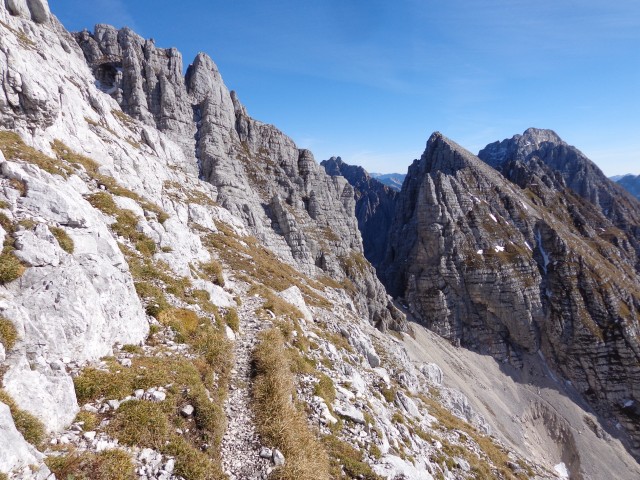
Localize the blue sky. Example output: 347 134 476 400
54 0 640 176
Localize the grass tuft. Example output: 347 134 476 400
252 328 330 480
49 226 74 254
46 449 135 480
107 400 170 449
0 316 18 351
0 390 46 448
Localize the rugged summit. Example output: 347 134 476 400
382 130 640 460
479 128 640 267
73 24 402 331
321 157 398 270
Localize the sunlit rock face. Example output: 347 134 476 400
382 131 640 457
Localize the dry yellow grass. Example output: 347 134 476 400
252 328 330 480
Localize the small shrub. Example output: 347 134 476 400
108 400 170 449
0 390 46 448
0 316 18 351
49 226 74 254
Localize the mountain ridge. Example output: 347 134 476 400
1 3 639 479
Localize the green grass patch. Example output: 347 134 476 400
224 308 239 332
313 373 336 405
49 226 74 254
0 251 25 284
46 449 135 480
0 316 18 351
200 259 224 287
0 390 46 448
322 435 382 480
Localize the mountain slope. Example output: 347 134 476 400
370 173 406 191
479 128 640 267
382 131 640 463
0 4 565 480
615 174 640 201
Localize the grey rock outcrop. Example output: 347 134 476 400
479 128 640 268
73 25 404 331
383 131 640 457
321 156 398 271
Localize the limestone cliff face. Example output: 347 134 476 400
321 156 398 270
383 132 640 457
73 25 402 331
479 128 640 268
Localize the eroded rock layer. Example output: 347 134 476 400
382 131 640 457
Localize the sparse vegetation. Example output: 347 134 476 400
74 348 229 480
204 223 330 308
200 259 225 286
313 373 336 405
322 435 382 480
0 390 46 448
108 400 170 449
49 226 74 254
87 192 158 256
249 285 304 322
73 410 99 432
0 131 73 177
46 449 136 480
417 393 527 479
252 328 330 480
224 308 239 332
0 316 18 351
51 140 168 223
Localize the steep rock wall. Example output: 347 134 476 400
383 132 640 457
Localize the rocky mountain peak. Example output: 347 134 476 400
2 2 640 478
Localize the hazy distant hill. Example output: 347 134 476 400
612 174 640 200
369 172 406 190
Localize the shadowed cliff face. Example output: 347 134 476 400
321 157 398 271
382 131 640 457
73 26 404 331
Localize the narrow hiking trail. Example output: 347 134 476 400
220 292 271 480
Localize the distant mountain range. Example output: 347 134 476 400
611 174 640 200
369 172 406 191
